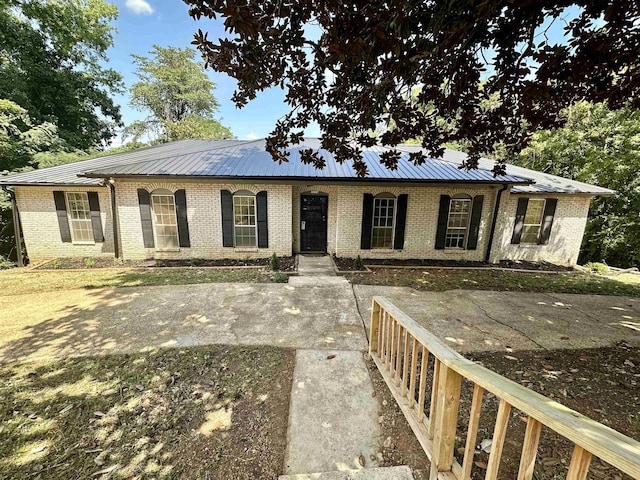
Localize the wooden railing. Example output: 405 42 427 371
369 296 640 480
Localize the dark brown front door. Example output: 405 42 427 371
300 194 328 252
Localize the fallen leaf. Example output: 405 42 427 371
359 454 365 467
560 336 570 340
59 404 73 414
327 355 336 360
504 355 519 362
371 391 377 397
475 461 487 469
93 465 118 476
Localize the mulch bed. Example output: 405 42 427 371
34 256 296 272
370 342 639 479
0 345 295 480
333 257 572 272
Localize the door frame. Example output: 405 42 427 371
300 193 328 253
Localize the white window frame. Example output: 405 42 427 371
65 192 94 244
151 192 180 250
233 193 257 248
371 195 396 249
521 198 546 244
445 197 472 249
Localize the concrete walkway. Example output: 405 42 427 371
290 255 350 287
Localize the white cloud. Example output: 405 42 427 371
125 0 153 15
245 132 259 140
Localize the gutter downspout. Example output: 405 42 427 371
2 187 24 267
107 179 121 259
485 183 509 263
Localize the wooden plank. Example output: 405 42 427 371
380 310 387 362
370 299 381 357
461 384 484 479
517 417 542 480
417 347 429 423
430 363 462 478
389 317 396 371
408 337 419 407
372 296 640 479
429 357 441 440
395 325 403 386
485 399 512 480
567 446 592 480
401 330 410 395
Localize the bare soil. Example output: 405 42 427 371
34 256 297 272
333 257 573 272
369 343 639 479
0 345 295 480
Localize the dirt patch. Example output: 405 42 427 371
0 345 295 480
34 256 297 272
345 268 640 297
366 359 430 480
333 257 572 272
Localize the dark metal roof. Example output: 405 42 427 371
0 137 612 194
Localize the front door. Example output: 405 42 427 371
300 194 328 252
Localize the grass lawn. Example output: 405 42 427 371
0 345 295 480
0 267 277 297
346 268 640 297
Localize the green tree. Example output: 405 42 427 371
127 45 233 142
519 102 640 268
0 0 123 150
0 100 61 173
186 0 639 176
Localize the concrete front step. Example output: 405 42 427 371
297 254 337 276
279 466 415 480
289 276 350 287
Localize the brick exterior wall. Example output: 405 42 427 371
14 186 114 260
489 192 591 265
114 180 292 260
14 181 590 265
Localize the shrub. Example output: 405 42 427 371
190 257 200 266
51 258 60 269
113 257 124 267
585 262 608 275
269 252 280 271
272 272 288 283
84 258 95 268
0 256 15 270
354 255 365 271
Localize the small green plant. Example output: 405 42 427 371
585 262 608 275
242 254 252 263
190 257 200 266
113 257 124 267
51 258 60 269
272 272 288 283
0 256 15 270
269 252 280 271
84 257 95 268
354 255 365 271
382 258 392 265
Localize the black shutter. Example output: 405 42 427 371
538 198 557 245
360 193 374 249
393 194 408 250
53 191 71 243
221 190 234 247
435 195 451 250
256 191 269 248
137 189 155 248
87 192 104 242
466 195 484 250
174 189 190 248
511 197 529 244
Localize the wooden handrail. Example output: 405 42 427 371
369 296 640 480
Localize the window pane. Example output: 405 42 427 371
524 199 545 225
151 194 179 248
445 198 471 249
66 192 94 242
521 225 540 244
371 197 395 248
233 196 256 246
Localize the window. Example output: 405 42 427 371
66 192 93 242
372 195 395 249
445 197 471 249
151 192 179 249
233 193 257 247
521 199 546 244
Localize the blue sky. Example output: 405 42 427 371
107 0 312 143
107 0 584 145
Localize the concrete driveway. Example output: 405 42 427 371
353 285 640 352
0 283 366 362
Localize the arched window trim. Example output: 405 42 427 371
371 192 397 249
233 190 257 247
445 194 473 249
150 189 179 249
